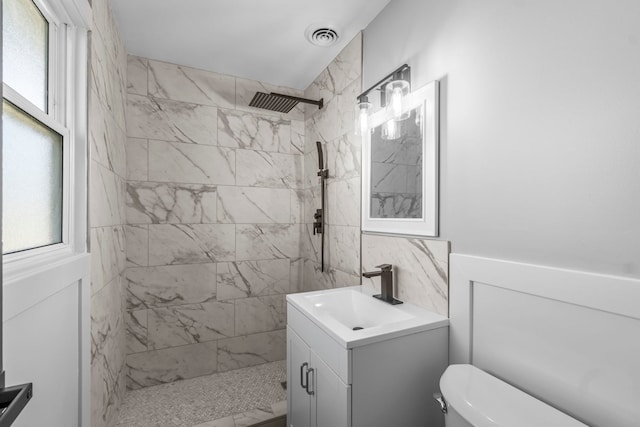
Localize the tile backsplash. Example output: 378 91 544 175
362 234 449 316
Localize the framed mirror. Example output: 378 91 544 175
362 81 439 236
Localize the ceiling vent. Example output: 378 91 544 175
306 25 339 47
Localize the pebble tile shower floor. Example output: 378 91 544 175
116 361 287 427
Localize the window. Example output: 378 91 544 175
2 0 69 256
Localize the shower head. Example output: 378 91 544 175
316 141 324 171
249 92 323 113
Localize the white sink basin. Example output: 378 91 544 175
304 287 412 329
287 286 449 348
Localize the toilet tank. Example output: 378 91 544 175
440 365 587 427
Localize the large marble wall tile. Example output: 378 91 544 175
218 110 291 153
235 78 304 121
336 78 360 137
148 224 235 265
290 258 304 293
91 161 124 227
91 276 126 427
126 138 148 181
90 1 128 423
91 349 123 427
304 68 335 120
302 259 360 292
217 259 290 301
235 295 286 336
300 223 321 264
126 264 217 309
217 186 290 224
236 224 300 261
328 133 361 181
328 33 362 96
91 226 126 295
235 150 300 189
126 182 217 224
148 140 235 185
148 60 235 109
90 31 113 116
362 234 449 316
303 115 321 154
147 301 235 349
126 310 147 354
90 0 110 49
327 178 360 227
126 341 217 389
291 120 305 155
91 277 124 368
217 330 285 372
291 190 304 224
125 225 148 267
126 94 218 145
127 56 148 96
303 147 321 189
307 99 339 145
89 89 126 178
91 351 122 427
303 187 321 227
327 225 360 276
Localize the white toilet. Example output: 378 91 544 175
438 364 588 427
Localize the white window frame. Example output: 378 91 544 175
3 1 92 424
3 0 91 279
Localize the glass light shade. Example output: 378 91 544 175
385 79 410 121
354 100 372 136
381 118 401 140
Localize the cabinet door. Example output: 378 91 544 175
288 327 311 427
311 351 351 427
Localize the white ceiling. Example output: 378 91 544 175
111 0 391 90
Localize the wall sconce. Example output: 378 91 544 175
354 96 372 136
355 64 411 139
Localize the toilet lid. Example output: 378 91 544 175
440 365 587 427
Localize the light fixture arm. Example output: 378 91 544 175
356 64 411 105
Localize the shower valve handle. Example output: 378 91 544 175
313 209 323 235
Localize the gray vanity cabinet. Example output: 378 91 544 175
287 301 449 427
288 326 350 427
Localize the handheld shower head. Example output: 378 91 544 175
316 141 324 171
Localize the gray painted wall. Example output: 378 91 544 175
364 0 640 278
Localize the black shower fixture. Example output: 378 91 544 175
314 141 328 272
249 92 323 113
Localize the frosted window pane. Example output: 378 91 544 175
3 0 49 111
3 101 63 254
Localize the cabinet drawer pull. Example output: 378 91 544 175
305 367 315 395
300 362 308 390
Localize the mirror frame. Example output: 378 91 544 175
362 80 439 236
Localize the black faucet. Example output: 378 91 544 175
362 264 403 305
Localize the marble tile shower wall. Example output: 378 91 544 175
301 33 363 290
124 56 305 389
361 234 449 316
88 0 128 426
